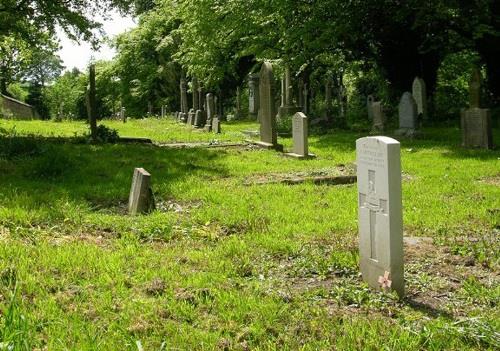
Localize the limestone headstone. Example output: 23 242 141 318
258 62 278 148
248 73 260 116
396 92 418 136
194 110 205 128
212 117 221 134
180 78 188 115
187 109 195 125
303 84 309 114
204 93 215 132
356 136 404 297
285 112 315 159
461 108 493 149
192 77 199 111
412 77 427 119
298 78 304 108
121 107 126 123
128 168 155 215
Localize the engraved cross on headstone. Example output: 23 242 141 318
359 170 388 262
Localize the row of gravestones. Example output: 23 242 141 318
249 62 315 159
126 134 406 297
367 70 493 149
173 77 221 134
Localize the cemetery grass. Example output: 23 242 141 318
0 119 499 350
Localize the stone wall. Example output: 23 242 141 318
0 94 39 120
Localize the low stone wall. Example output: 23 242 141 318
0 94 39 120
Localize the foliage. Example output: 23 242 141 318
91 125 120 143
45 68 88 120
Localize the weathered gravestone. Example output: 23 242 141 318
285 112 315 159
256 62 282 150
212 117 221 134
204 93 215 132
128 168 155 215
461 69 493 149
120 107 126 123
187 109 195 125
248 73 260 117
180 78 188 122
371 102 385 133
396 92 419 136
303 83 309 114
356 136 404 297
412 77 427 120
194 110 205 128
192 77 200 111
278 67 300 118
367 95 375 120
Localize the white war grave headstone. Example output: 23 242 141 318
356 136 404 297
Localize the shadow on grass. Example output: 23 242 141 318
0 134 231 212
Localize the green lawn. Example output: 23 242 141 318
0 118 499 350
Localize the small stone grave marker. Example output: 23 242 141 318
285 112 315 159
356 136 404 297
128 168 155 215
212 117 221 134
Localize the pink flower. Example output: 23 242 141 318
378 271 392 289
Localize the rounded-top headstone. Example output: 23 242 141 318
412 77 427 118
398 92 418 129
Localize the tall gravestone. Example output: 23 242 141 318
371 102 385 133
461 68 493 149
303 83 309 115
198 85 205 111
412 77 427 120
278 67 300 118
257 62 280 149
121 107 126 123
356 136 404 297
192 77 199 111
180 78 188 123
248 73 260 117
297 78 304 109
187 109 195 125
367 95 375 120
396 92 419 136
128 168 155 215
285 112 315 159
204 93 215 132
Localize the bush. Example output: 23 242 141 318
90 125 120 143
